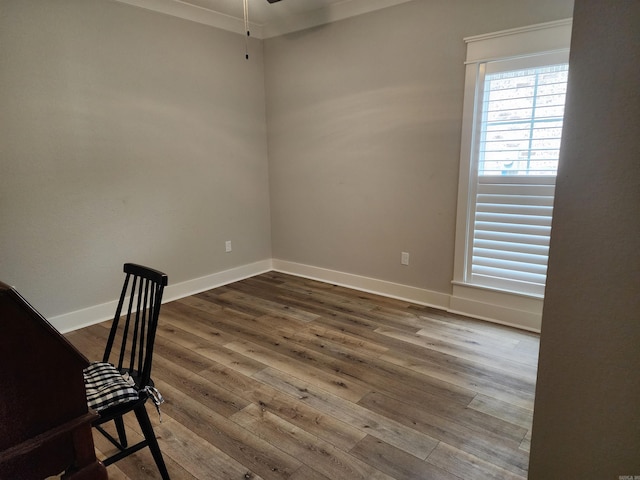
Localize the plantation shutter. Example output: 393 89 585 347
465 58 569 297
470 176 555 295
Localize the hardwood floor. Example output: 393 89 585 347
65 272 539 480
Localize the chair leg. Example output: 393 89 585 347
134 404 170 480
114 416 128 448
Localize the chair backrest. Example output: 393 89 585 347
103 263 168 389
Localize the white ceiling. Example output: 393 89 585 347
180 0 353 25
115 0 415 38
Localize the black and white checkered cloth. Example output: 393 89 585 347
83 361 139 412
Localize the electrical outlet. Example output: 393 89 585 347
225 240 232 253
401 252 409 265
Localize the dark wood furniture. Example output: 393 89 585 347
0 281 108 480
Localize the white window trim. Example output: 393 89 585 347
451 19 572 332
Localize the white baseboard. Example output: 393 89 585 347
271 259 451 310
450 283 543 332
50 301 120 336
51 259 273 334
162 259 273 304
51 258 541 334
273 260 542 332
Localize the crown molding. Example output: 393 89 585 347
113 0 415 39
113 0 264 38
262 0 414 38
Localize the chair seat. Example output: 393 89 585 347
83 362 138 412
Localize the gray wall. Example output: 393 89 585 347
0 0 576 320
0 0 271 317
529 0 640 477
265 0 574 295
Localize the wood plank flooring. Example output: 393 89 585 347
64 272 539 480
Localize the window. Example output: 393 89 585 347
453 20 572 306
478 64 568 177
469 60 569 296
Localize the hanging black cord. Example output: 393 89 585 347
243 0 250 59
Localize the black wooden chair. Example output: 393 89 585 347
83 263 170 480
